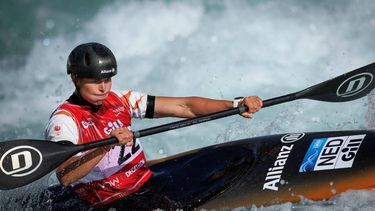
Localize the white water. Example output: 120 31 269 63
1 0 375 210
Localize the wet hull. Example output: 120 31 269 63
197 130 375 209
47 130 375 210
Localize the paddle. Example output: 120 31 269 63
0 63 374 190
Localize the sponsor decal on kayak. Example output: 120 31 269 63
281 133 305 143
336 73 373 97
263 133 304 191
299 134 365 172
0 146 43 177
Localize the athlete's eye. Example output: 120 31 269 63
94 78 111 84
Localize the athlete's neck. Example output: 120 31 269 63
68 90 102 112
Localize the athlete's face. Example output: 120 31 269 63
76 77 112 105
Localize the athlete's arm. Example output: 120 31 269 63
56 129 134 186
46 114 134 186
153 96 263 118
57 128 134 186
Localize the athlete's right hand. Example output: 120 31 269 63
110 127 134 146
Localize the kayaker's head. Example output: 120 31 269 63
67 42 117 105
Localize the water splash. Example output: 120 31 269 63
1 0 375 210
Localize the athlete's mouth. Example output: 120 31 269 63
95 93 109 97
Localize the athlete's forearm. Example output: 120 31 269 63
154 96 232 118
57 147 108 186
184 97 232 116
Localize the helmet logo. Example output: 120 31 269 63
336 73 373 97
101 68 115 74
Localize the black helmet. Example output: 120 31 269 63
67 42 117 78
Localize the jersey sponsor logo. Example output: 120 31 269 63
98 176 121 189
336 73 373 97
81 118 95 129
0 146 43 177
125 159 145 177
299 134 365 172
113 106 125 117
104 119 124 135
263 133 302 191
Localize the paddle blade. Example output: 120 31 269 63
0 139 82 190
298 63 375 102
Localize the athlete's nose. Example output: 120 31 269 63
98 81 106 92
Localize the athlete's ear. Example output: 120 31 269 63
71 74 80 86
71 74 82 92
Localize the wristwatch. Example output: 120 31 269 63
232 97 244 108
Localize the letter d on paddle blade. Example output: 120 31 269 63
298 63 375 102
0 140 82 190
0 146 42 177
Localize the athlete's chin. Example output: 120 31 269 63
92 100 104 105
90 93 109 105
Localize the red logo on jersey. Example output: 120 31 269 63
53 125 62 135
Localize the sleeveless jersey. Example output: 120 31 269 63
45 90 152 207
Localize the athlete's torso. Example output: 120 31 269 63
45 90 152 207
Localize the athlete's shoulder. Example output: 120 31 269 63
52 107 74 117
45 113 79 144
111 90 152 119
111 90 147 105
51 98 90 119
112 90 147 98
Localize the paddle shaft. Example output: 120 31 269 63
133 92 298 139
80 92 298 150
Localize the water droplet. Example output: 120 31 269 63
42 38 50 46
211 36 218 43
312 117 320 122
45 19 55 30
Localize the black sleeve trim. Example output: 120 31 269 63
145 95 155 118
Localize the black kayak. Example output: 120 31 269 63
41 129 375 210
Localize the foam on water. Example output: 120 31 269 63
1 0 375 209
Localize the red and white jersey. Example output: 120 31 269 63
45 90 152 207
